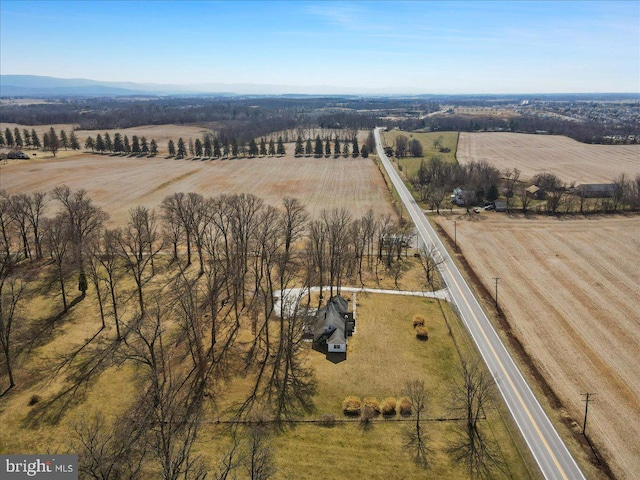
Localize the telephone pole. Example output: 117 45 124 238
581 392 596 435
492 277 500 308
454 221 457 252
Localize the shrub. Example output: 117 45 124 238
342 396 362 416
412 314 425 327
28 395 41 406
363 397 380 416
398 397 413 416
381 397 397 416
415 326 429 340
319 414 336 427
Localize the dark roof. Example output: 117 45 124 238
312 295 349 342
576 184 617 197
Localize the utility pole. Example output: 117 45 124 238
492 277 500 308
454 221 457 252
581 392 596 435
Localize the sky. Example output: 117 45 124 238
1 0 639 94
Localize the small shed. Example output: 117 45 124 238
525 185 545 200
494 200 507 212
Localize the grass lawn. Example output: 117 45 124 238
381 130 459 180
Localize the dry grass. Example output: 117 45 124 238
2 152 394 224
436 213 640 480
457 132 640 183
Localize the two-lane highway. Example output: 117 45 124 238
374 128 585 480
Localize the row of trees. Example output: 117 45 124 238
293 134 369 158
84 132 159 155
1 127 81 155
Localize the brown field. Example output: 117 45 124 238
2 152 394 224
457 132 640 183
436 213 640 480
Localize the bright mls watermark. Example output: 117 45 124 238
1 455 77 479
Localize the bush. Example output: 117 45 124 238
28 395 41 406
398 397 413 416
342 396 362 416
415 326 429 340
381 397 397 416
412 314 425 327
363 397 380 416
318 414 336 427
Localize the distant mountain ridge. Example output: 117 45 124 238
1 75 638 99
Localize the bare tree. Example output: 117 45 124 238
448 360 503 479
116 206 162 318
0 279 24 394
242 423 275 480
404 380 431 467
418 243 444 290
43 215 71 313
23 191 47 259
51 185 108 278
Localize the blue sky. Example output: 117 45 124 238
1 0 638 93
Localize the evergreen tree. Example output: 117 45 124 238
95 134 105 152
140 136 149 153
168 139 176 156
213 138 221 157
360 144 369 158
231 138 239 157
277 136 285 155
131 135 140 153
69 131 80 150
259 138 267 156
222 139 230 157
85 136 95 152
248 138 258 156
47 126 59 156
203 137 212 157
59 129 68 150
334 137 340 156
177 137 187 157
188 138 195 156
342 143 349 157
31 129 41 149
42 132 49 151
113 133 124 153
295 135 304 156
305 138 312 156
352 137 359 157
14 128 23 148
314 135 323 156
150 139 158 155
23 129 31 147
194 138 203 157
5 128 14 147
268 138 276 156
124 135 131 153
0 131 5 147
325 138 331 156
104 132 112 152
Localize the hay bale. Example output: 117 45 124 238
381 397 397 416
415 326 429 340
342 396 362 416
363 397 380 416
398 397 413 416
412 314 425 327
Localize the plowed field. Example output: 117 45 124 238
436 213 640 480
3 153 394 224
457 132 640 183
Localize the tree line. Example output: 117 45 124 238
1 126 81 156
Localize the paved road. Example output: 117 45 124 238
374 128 585 480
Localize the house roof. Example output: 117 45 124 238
526 185 540 193
313 295 349 342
